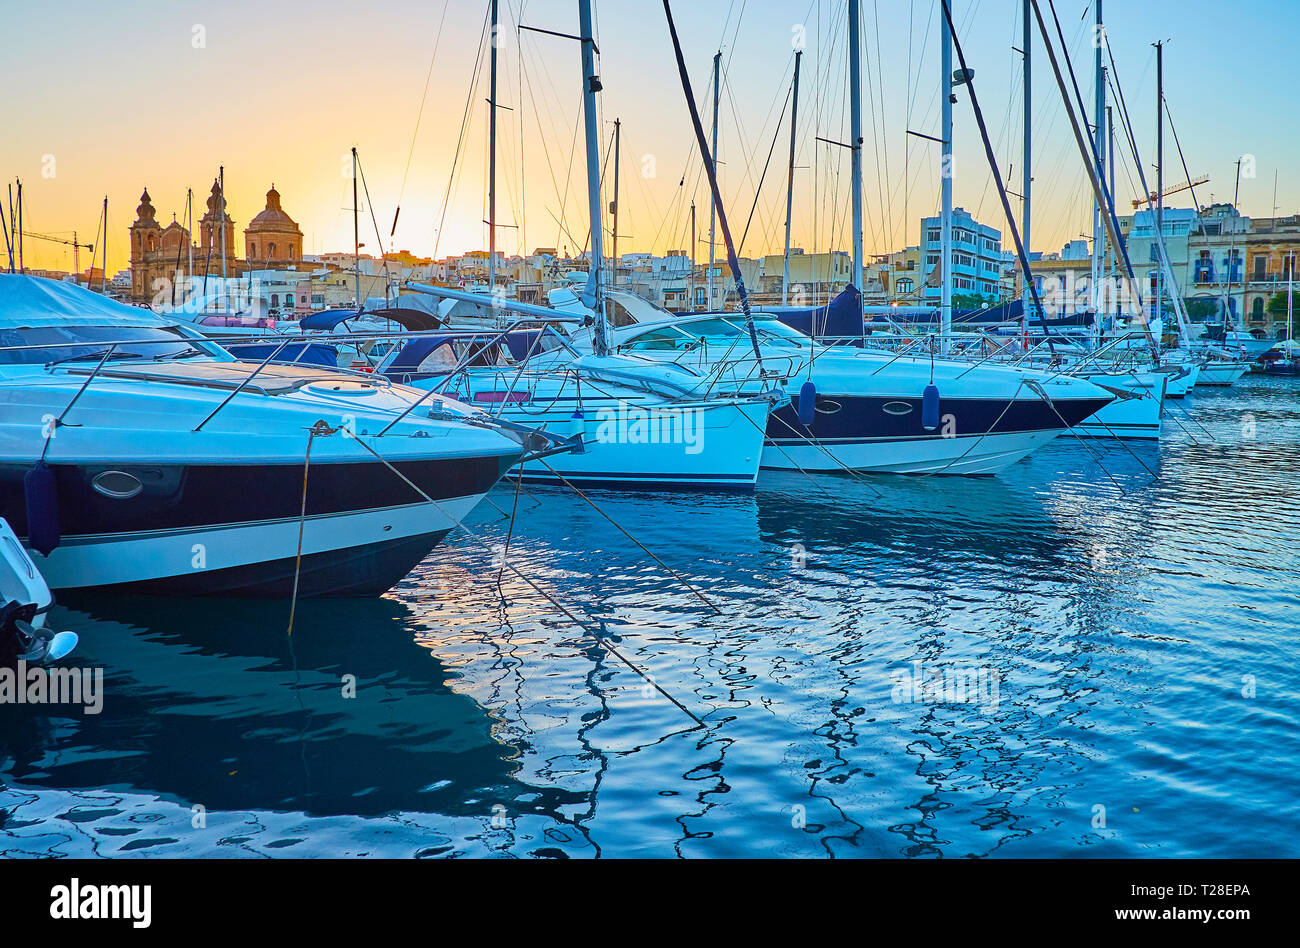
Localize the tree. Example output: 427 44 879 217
952 292 997 311
1267 291 1300 338
1183 297 1218 321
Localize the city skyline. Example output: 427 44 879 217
3 0 1296 276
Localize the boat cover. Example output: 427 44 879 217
0 273 178 329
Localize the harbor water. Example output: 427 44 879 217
2 376 1298 858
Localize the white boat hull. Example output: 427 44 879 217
760 426 1068 475
1195 362 1251 386
1073 372 1166 439
507 398 771 489
31 496 483 594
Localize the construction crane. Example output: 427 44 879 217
24 231 94 274
1132 174 1210 209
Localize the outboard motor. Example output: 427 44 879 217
0 517 74 668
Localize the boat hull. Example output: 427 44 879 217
761 394 1112 474
506 398 771 490
1073 372 1165 439
1196 362 1251 386
1 457 512 596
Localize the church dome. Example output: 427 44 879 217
248 185 299 231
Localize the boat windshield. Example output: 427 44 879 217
624 314 809 351
0 325 223 366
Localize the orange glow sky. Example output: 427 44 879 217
3 0 1297 276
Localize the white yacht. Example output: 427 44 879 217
0 275 554 596
546 287 1117 474
377 325 780 490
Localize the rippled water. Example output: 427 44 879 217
3 377 1299 858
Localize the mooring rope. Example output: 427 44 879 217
339 428 705 728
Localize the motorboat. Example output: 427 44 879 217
0 274 557 597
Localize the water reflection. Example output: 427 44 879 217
3 385 1299 857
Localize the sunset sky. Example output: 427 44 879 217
2 0 1296 276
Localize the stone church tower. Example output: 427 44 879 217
128 189 161 300
199 179 237 266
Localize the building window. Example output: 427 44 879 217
1253 256 1266 281
1195 251 1213 284
1252 297 1265 320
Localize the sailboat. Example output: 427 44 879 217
383 0 780 490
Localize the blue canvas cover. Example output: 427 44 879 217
773 284 864 338
0 273 177 329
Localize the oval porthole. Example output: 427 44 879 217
92 470 143 500
882 400 914 416
814 398 842 414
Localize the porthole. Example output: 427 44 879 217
91 470 143 500
815 398 842 414
882 400 914 416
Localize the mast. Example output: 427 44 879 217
101 196 108 293
611 117 621 286
689 199 696 311
782 50 803 306
849 0 865 296
1221 157 1242 331
1021 0 1031 347
939 0 953 353
1028 0 1156 362
17 179 23 273
489 0 498 295
1154 39 1163 329
352 147 361 309
1107 104 1115 285
187 188 194 305
1091 1 1105 337
578 0 610 356
219 166 226 287
708 50 720 308
1288 250 1294 347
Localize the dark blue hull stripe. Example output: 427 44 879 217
0 455 515 542
767 395 1112 441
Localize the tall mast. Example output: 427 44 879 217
1021 0 1031 346
352 148 361 309
849 0 865 295
1154 39 1163 329
689 200 696 311
578 0 609 356
1107 104 1115 284
1091 1 1105 335
708 51 720 308
611 117 621 286
488 0 498 294
782 50 803 306
16 179 23 273
101 196 108 293
939 0 953 353
187 188 194 304
219 166 226 285
1222 157 1241 330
